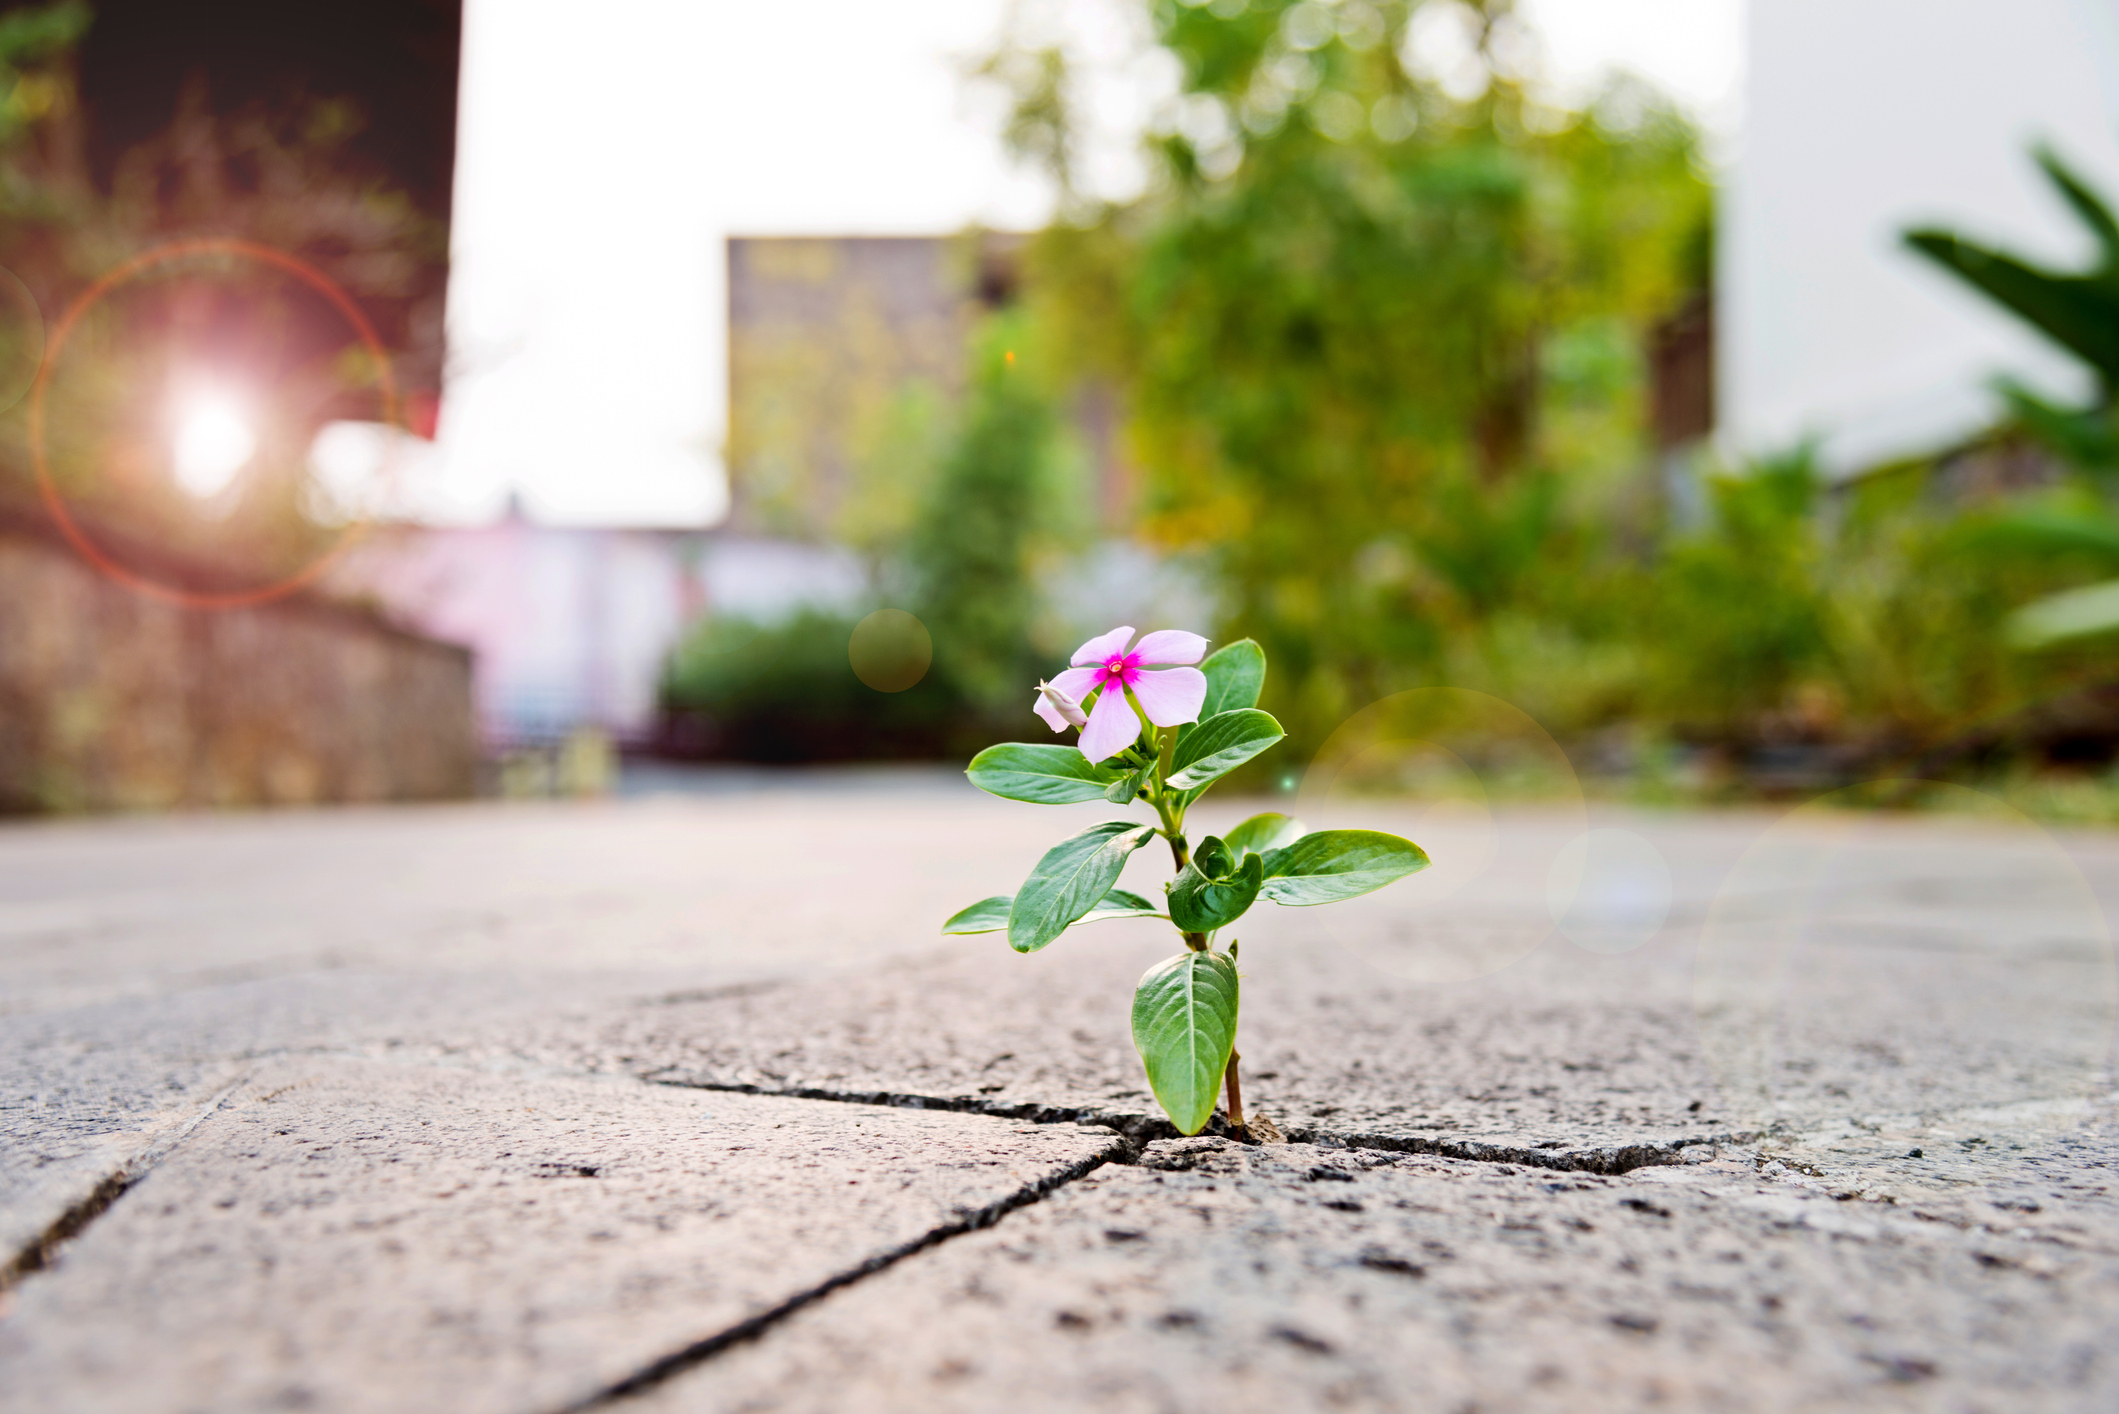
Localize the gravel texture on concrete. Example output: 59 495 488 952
630 1136 2119 1414
0 1056 1123 1414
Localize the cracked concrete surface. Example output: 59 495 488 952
0 1056 1121 1414
2 778 2117 1411
633 1137 2119 1414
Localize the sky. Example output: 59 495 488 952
416 0 1744 527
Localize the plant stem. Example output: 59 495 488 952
1148 777 1189 872
1222 1046 1247 1136
1144 724 1205 950
1160 817 1190 872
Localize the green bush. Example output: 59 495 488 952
660 611 962 762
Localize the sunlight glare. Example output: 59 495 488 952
173 395 256 498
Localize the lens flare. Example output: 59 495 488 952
848 609 932 692
1546 826 1674 955
1235 688 1586 985
172 395 256 499
30 237 400 610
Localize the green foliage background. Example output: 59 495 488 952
671 0 2117 792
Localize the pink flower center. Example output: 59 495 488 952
1096 653 1142 688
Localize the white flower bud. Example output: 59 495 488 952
1035 678 1089 728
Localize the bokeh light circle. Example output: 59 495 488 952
29 238 400 610
0 264 46 414
1246 688 1586 985
1694 781 2116 1195
1546 826 1674 955
848 609 932 692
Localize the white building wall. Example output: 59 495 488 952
1725 0 2119 473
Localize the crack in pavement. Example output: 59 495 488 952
640 1074 1748 1176
0 1077 246 1293
551 1136 1131 1413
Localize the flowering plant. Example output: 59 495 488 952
945 628 1428 1137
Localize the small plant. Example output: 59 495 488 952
944 627 1429 1137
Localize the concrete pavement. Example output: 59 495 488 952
2 772 2116 1411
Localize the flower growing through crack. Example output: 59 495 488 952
1032 625 1209 762
957 635 1433 1140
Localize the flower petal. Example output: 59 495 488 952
1131 629 1208 666
1048 665 1101 700
1033 692 1072 733
1071 625 1135 667
1128 665 1208 727
1077 681 1142 762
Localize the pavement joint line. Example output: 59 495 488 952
218 1039 1753 1177
0 1074 248 1293
639 1075 1753 1175
551 1134 1134 1413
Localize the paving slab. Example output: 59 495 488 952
631 1136 2119 1414
0 1055 1123 1414
491 806 2119 1171
0 782 1129 1261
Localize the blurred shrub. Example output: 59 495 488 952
1624 450 2111 773
661 610 962 762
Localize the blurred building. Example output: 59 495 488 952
1724 0 2119 473
51 0 462 408
727 234 1011 539
69 0 460 212
725 232 1137 538
0 0 477 810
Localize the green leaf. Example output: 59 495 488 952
1224 812 1307 859
1176 640 1266 748
941 895 1012 934
1084 888 1164 922
1103 762 1150 804
1169 848 1264 932
1259 829 1430 906
1965 500 2119 563
1166 709 1285 792
2008 577 2119 648
1997 381 2119 477
2035 143 2119 270
966 743 1121 804
943 887 1163 935
1131 950 1240 1136
1007 821 1157 952
1904 229 2119 386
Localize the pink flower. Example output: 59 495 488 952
1032 625 1209 763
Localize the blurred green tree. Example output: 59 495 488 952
908 310 1086 713
987 0 1711 757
